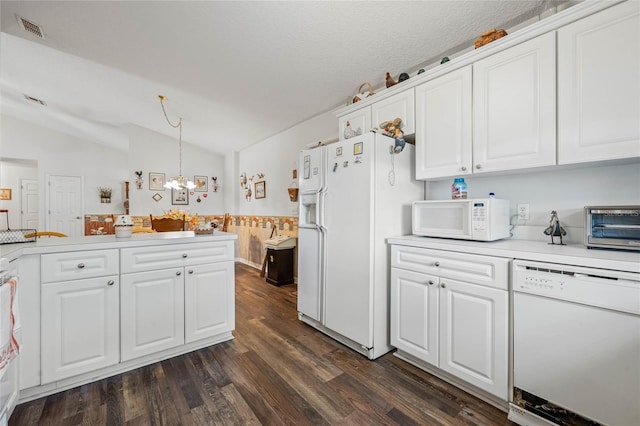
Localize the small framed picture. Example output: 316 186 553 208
149 173 165 190
194 175 208 192
254 181 266 199
171 188 189 205
354 142 363 155
0 188 11 200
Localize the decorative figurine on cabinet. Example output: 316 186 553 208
544 210 567 245
134 171 143 189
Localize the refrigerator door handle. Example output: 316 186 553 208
317 191 326 227
317 224 327 323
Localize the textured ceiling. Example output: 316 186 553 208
0 1 567 155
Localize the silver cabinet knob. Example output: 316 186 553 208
428 280 435 286
434 261 440 267
182 253 188 258
176 271 182 276
188 270 194 274
475 164 482 170
107 280 115 286
77 263 85 269
461 166 467 172
440 283 446 288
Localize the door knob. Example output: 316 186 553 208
77 263 85 269
440 283 446 288
475 164 482 170
107 280 115 286
428 280 435 286
434 261 440 267
182 253 188 258
461 166 467 172
188 270 194 274
176 271 182 276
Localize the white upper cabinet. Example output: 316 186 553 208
558 1 640 164
371 89 415 135
473 31 556 173
415 66 473 179
338 106 371 141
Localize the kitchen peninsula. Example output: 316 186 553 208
2 231 237 402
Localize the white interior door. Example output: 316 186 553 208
20 178 39 230
48 175 83 237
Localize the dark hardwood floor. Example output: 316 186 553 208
10 263 513 425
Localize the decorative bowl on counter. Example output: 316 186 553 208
114 215 134 238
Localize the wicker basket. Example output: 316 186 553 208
352 82 374 103
194 229 214 235
0 209 36 244
475 29 508 49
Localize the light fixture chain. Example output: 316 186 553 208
158 95 195 190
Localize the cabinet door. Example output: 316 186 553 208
558 1 640 164
121 269 184 361
415 66 472 179
185 262 234 344
41 276 119 383
473 32 556 173
338 106 371 141
438 279 508 400
390 268 439 366
371 89 415 135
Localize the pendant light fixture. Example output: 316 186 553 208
158 95 196 190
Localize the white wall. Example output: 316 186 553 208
127 124 226 217
1 114 129 228
0 160 38 229
426 162 640 242
236 110 336 216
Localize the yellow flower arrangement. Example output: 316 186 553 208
165 209 198 230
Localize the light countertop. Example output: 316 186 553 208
0 231 237 261
387 235 640 273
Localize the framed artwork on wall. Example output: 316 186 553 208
0 188 11 200
194 175 208 192
171 188 189 205
149 173 165 190
254 181 266 199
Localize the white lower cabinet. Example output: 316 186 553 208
185 262 234 344
390 245 509 401
120 242 235 361
120 269 185 362
41 275 120 383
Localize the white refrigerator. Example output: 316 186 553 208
297 132 423 359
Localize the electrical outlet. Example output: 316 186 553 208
517 204 530 220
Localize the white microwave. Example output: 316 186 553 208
412 198 511 241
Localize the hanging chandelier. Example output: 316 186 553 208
158 95 196 190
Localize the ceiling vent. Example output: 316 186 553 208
23 94 47 106
16 15 45 39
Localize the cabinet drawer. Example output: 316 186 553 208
42 249 119 283
121 241 234 274
391 246 509 290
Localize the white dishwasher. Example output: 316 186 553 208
509 260 640 426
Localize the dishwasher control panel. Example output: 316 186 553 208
520 272 566 294
513 260 640 315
